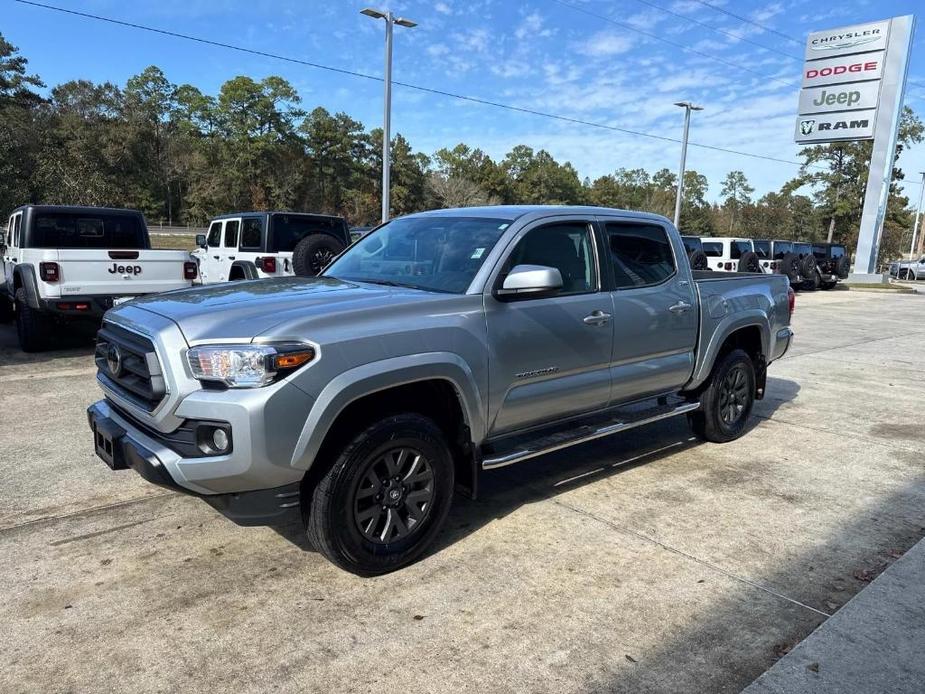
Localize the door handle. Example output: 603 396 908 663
583 310 612 326
668 301 692 314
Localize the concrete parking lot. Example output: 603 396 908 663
1 288 924 693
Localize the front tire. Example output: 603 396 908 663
306 413 455 576
689 348 756 443
15 288 50 352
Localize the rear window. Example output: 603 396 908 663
702 242 722 257
731 241 752 259
793 242 811 256
270 215 343 253
681 236 701 254
772 241 792 259
30 212 147 249
753 240 770 259
830 245 846 259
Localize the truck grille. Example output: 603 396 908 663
95 323 166 412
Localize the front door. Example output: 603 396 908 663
217 218 241 281
485 219 614 436
198 220 224 284
602 220 698 404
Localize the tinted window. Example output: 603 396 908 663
772 241 792 259
702 242 722 257
223 220 240 248
270 215 341 253
31 212 146 249
506 222 597 295
681 236 701 254
830 245 846 259
606 222 675 289
812 244 827 260
753 240 770 259
325 216 511 294
731 241 752 259
206 221 222 247
240 218 263 250
793 242 811 256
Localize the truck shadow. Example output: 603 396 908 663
0 322 97 366
272 377 800 557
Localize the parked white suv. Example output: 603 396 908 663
192 212 351 283
700 237 761 273
1 205 198 351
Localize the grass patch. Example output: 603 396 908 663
149 233 197 251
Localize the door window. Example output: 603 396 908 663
605 222 676 289
223 220 240 248
240 218 263 250
702 242 722 257
503 222 597 295
11 214 21 247
206 221 222 247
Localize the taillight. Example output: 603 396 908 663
724 262 733 270
40 262 60 282
788 287 796 316
183 261 198 280
257 256 277 273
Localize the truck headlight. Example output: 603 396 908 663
187 343 315 388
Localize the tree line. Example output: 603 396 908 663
1 33 922 261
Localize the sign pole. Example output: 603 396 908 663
849 15 915 281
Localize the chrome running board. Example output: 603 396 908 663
481 401 699 470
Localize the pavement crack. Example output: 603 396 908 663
551 497 832 618
49 517 158 546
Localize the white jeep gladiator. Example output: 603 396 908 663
1 205 198 352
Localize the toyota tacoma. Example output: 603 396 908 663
87 206 794 575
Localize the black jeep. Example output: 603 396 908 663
810 243 851 289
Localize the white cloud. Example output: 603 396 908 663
515 12 554 40
434 1 452 15
576 31 635 57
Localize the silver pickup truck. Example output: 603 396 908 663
87 206 794 575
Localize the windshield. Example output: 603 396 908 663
323 216 512 293
30 212 147 249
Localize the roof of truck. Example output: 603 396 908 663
410 205 672 223
11 204 143 215
210 211 344 220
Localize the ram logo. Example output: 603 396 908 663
800 120 816 135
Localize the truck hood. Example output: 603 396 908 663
120 277 430 343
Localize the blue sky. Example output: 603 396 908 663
6 0 925 204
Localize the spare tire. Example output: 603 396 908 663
291 234 346 277
737 251 760 273
800 253 817 278
780 253 801 283
835 255 850 279
688 249 709 271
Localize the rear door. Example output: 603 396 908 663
3 212 22 293
485 217 613 435
198 220 224 284
215 217 241 281
602 219 698 404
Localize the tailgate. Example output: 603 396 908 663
53 249 192 296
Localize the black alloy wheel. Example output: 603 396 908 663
353 447 435 544
718 364 750 427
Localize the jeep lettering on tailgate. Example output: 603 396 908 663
108 263 142 275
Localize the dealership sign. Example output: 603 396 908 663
794 19 891 144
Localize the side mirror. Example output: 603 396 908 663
495 264 563 300
196 233 207 248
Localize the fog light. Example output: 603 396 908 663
212 428 229 452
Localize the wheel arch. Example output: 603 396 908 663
687 317 768 394
12 264 41 309
229 260 259 280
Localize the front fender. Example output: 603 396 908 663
289 352 486 471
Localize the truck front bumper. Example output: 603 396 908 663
87 401 302 526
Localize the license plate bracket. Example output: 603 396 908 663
91 414 127 470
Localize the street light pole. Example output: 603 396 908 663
672 101 703 230
910 171 925 257
361 8 417 224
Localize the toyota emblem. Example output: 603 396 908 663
106 343 123 377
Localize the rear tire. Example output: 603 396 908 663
15 288 50 353
737 251 760 273
291 234 345 277
688 249 708 271
306 413 455 576
689 348 756 443
780 253 801 284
